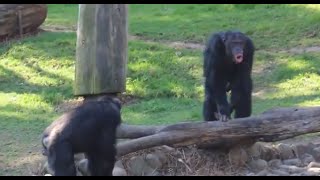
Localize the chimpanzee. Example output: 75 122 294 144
203 30 255 122
41 96 122 176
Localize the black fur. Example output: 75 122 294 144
42 96 121 176
203 30 255 121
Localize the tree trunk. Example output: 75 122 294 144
0 4 47 41
75 4 128 96
116 106 320 157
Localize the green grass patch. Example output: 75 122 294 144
1 4 320 175
45 4 320 49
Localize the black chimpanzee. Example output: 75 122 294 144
203 30 255 122
41 96 122 176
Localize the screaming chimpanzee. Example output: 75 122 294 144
203 30 255 122
41 96 122 176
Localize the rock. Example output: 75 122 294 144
153 150 168 164
276 143 296 160
246 173 255 176
247 142 264 159
261 145 280 161
113 167 127 176
127 156 158 176
307 167 320 174
146 153 163 169
295 143 316 157
228 147 248 167
255 169 269 176
299 171 319 176
311 147 320 162
283 158 302 167
307 162 320 168
290 173 300 176
270 169 290 176
247 143 279 161
77 159 89 176
266 173 277 176
115 160 125 169
278 165 306 174
248 159 268 173
301 154 315 166
268 159 282 168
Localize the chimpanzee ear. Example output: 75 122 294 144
111 97 122 109
220 33 226 42
216 33 227 52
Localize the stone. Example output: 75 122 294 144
276 143 296 160
255 169 269 176
266 174 277 176
311 147 320 162
127 156 158 176
283 158 302 167
278 165 306 174
113 167 127 176
307 162 320 168
295 143 316 157
246 172 256 176
260 145 280 161
154 150 168 164
299 171 319 176
290 173 300 176
146 153 163 169
247 142 264 159
248 159 268 173
228 147 248 167
268 159 282 168
301 154 315 166
307 167 320 174
270 169 290 176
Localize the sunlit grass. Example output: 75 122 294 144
1 4 320 175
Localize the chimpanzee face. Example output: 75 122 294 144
224 32 247 64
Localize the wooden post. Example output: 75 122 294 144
74 4 128 97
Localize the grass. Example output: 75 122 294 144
1 4 320 175
45 4 320 49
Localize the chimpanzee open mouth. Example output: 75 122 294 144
235 54 243 63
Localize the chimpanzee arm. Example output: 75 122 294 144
212 71 231 121
203 33 231 121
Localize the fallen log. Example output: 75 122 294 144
0 4 47 41
116 106 320 157
117 124 165 139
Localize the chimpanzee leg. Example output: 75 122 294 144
231 75 252 119
87 131 116 176
49 142 76 176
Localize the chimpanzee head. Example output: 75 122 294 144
222 31 248 64
97 95 122 110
